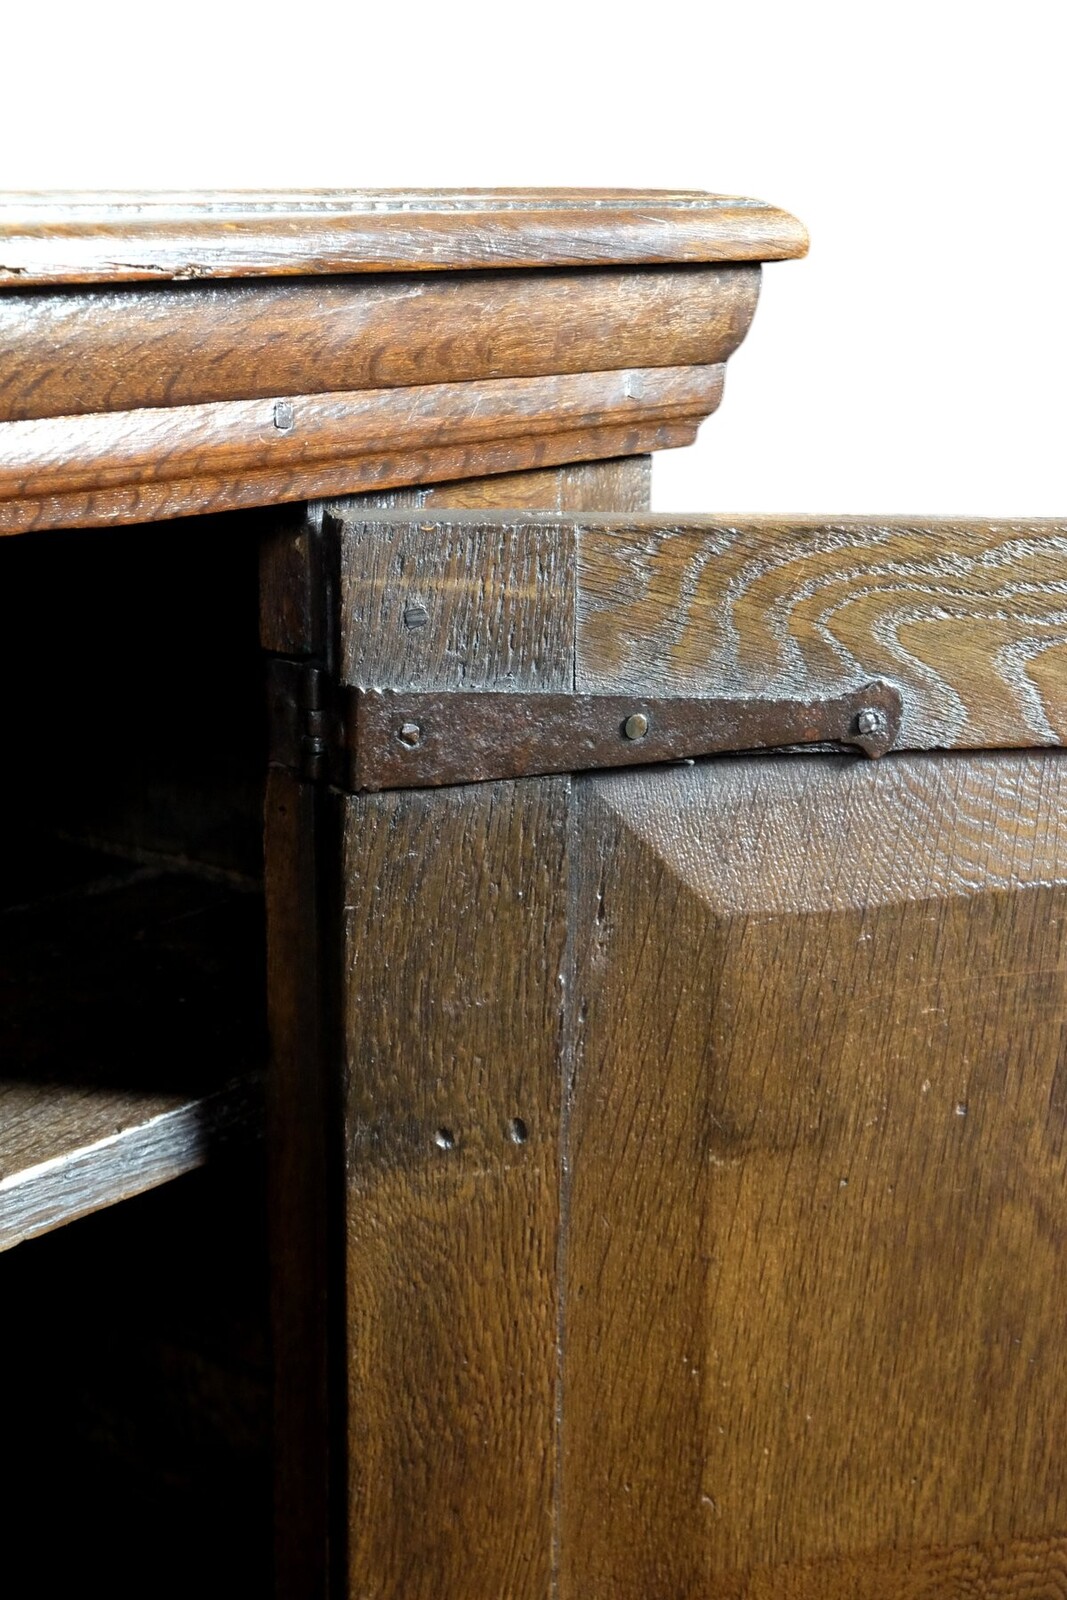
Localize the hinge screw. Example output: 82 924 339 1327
623 712 650 740
398 722 422 747
856 707 887 737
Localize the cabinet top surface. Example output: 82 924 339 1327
0 188 808 287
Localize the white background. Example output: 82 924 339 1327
6 0 1064 516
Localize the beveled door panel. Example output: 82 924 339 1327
561 749 1067 1597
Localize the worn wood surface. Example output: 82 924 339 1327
0 365 709 503
0 855 264 1249
574 514 1067 749
562 747 1067 1597
338 454 652 514
0 189 808 286
339 514 576 1597
0 367 711 534
713 1533 1067 1598
0 420 686 536
312 509 1067 1596
0 264 758 421
338 512 576 687
259 460 649 658
264 468 644 1598
324 510 1067 753
0 1078 260 1251
342 776 568 1598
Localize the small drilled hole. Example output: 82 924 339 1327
434 1127 455 1150
509 1117 528 1144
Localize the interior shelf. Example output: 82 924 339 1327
0 842 265 1250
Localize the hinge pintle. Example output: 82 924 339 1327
266 657 337 785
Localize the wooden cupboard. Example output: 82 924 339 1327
2 189 1063 1598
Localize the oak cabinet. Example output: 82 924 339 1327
1 189 1063 1599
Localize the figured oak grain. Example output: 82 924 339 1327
0 368 714 534
0 188 808 286
562 747 1067 1597
0 264 758 421
0 365 716 501
575 514 1067 749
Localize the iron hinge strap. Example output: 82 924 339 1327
268 668 903 791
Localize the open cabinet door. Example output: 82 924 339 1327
265 506 1067 1599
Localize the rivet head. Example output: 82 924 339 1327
623 712 649 741
398 722 422 747
856 707 887 737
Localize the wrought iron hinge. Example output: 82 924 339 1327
266 657 341 785
269 664 903 792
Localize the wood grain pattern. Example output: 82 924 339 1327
599 747 1067 914
342 777 568 1599
338 512 577 688
336 454 651 514
575 514 1067 749
264 475 642 1597
0 860 264 1249
0 367 713 534
717 1533 1067 1597
0 1076 260 1251
337 512 577 1597
0 264 758 421
272 508 1067 1594
0 365 712 502
561 747 1067 1597
0 189 808 286
0 423 685 536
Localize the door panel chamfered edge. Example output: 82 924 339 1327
560 748 1067 1598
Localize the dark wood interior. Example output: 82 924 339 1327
0 512 271 1591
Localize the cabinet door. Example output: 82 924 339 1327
267 509 1067 1598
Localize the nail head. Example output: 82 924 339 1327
856 707 887 737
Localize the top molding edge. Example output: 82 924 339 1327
0 188 809 288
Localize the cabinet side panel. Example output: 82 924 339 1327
342 777 568 1598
